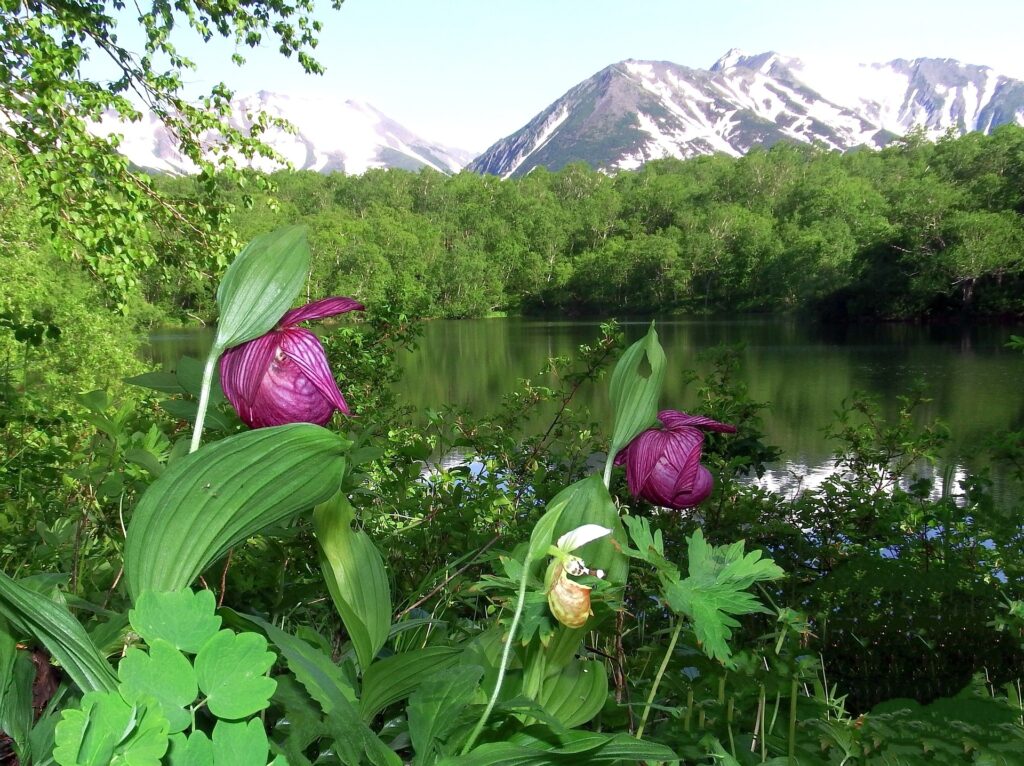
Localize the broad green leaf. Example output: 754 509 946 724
0 571 117 693
549 475 628 586
408 665 483 764
129 590 221 654
270 677 327 766
166 731 213 766
210 720 268 766
174 356 225 403
359 645 462 722
118 639 196 733
536 660 607 729
0 648 35 763
161 399 234 432
214 226 310 351
313 493 391 671
124 424 349 599
607 323 666 458
53 692 169 766
438 728 678 765
124 371 184 395
662 529 784 663
194 630 276 719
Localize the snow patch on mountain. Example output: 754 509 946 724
94 91 471 176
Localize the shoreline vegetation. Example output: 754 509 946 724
141 125 1024 327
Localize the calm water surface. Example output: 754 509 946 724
148 317 1024 498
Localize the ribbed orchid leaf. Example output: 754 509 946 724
438 729 678 765
550 475 628 586
607 323 666 459
214 226 310 351
313 493 391 672
537 659 608 729
124 424 350 600
359 646 462 722
0 571 117 693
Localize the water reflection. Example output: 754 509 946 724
146 317 1024 502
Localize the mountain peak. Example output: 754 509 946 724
470 50 1024 178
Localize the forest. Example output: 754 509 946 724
136 126 1024 323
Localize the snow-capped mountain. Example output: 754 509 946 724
94 91 472 175
469 50 1024 178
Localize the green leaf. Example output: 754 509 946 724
53 692 169 766
408 665 483 764
214 226 310 351
360 645 463 722
662 529 784 663
118 639 196 734
313 493 391 672
0 645 35 763
549 475 627 586
166 731 213 766
161 400 234 432
210 720 268 766
124 371 184 395
174 356 226 403
222 610 356 713
194 630 276 719
536 660 607 729
124 424 349 599
438 729 677 765
129 590 221 654
0 571 118 694
607 323 666 458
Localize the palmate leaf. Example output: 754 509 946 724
129 591 221 654
662 529 784 663
53 692 169 766
118 639 196 733
194 630 277 719
124 424 349 599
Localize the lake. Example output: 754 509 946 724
148 317 1024 498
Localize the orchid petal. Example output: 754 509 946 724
673 465 714 508
220 333 279 415
556 525 612 553
624 429 668 497
659 409 736 434
278 329 350 415
280 296 364 327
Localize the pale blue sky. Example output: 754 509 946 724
112 0 1024 151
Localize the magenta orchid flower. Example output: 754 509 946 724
614 410 736 509
220 296 363 429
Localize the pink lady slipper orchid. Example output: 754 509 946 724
614 410 736 509
220 296 363 428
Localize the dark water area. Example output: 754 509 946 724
147 317 1024 501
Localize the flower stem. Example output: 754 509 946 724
462 553 532 754
189 346 220 454
602 452 614 489
636 618 682 740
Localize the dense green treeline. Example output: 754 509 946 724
148 125 1024 321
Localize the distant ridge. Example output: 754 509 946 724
469 50 1024 177
94 91 473 176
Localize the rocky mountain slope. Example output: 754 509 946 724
469 50 1024 177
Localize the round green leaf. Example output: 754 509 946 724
129 591 221 654
166 731 213 766
210 720 269 766
118 639 197 734
195 630 276 719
